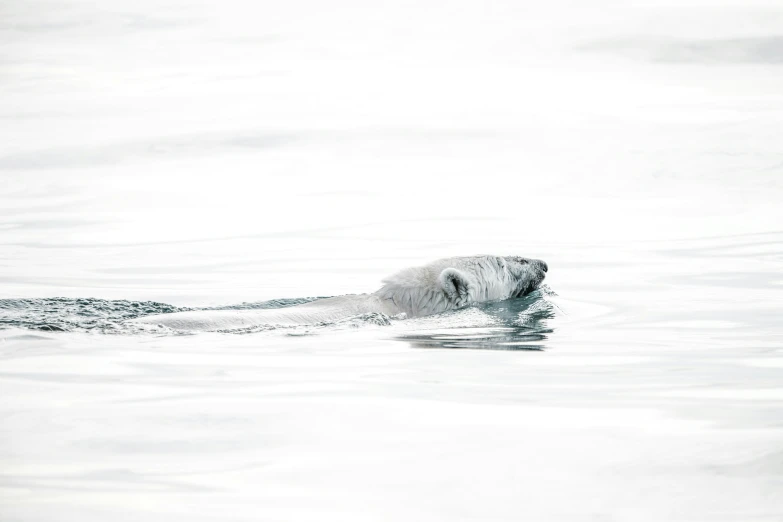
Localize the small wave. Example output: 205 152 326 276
0 297 190 334
0 296 325 334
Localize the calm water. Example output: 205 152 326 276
2 0 783 520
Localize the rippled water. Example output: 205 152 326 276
2 0 783 520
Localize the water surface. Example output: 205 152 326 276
1 0 782 520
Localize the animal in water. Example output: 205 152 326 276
132 255 548 331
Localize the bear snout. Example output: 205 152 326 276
523 258 548 273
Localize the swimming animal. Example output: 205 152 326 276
132 255 548 331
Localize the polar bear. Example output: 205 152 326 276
132 255 548 331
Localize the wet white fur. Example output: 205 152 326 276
133 255 546 331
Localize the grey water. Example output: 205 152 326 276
2 0 783 520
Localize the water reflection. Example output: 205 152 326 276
397 290 556 351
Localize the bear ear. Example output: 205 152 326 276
439 268 472 304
